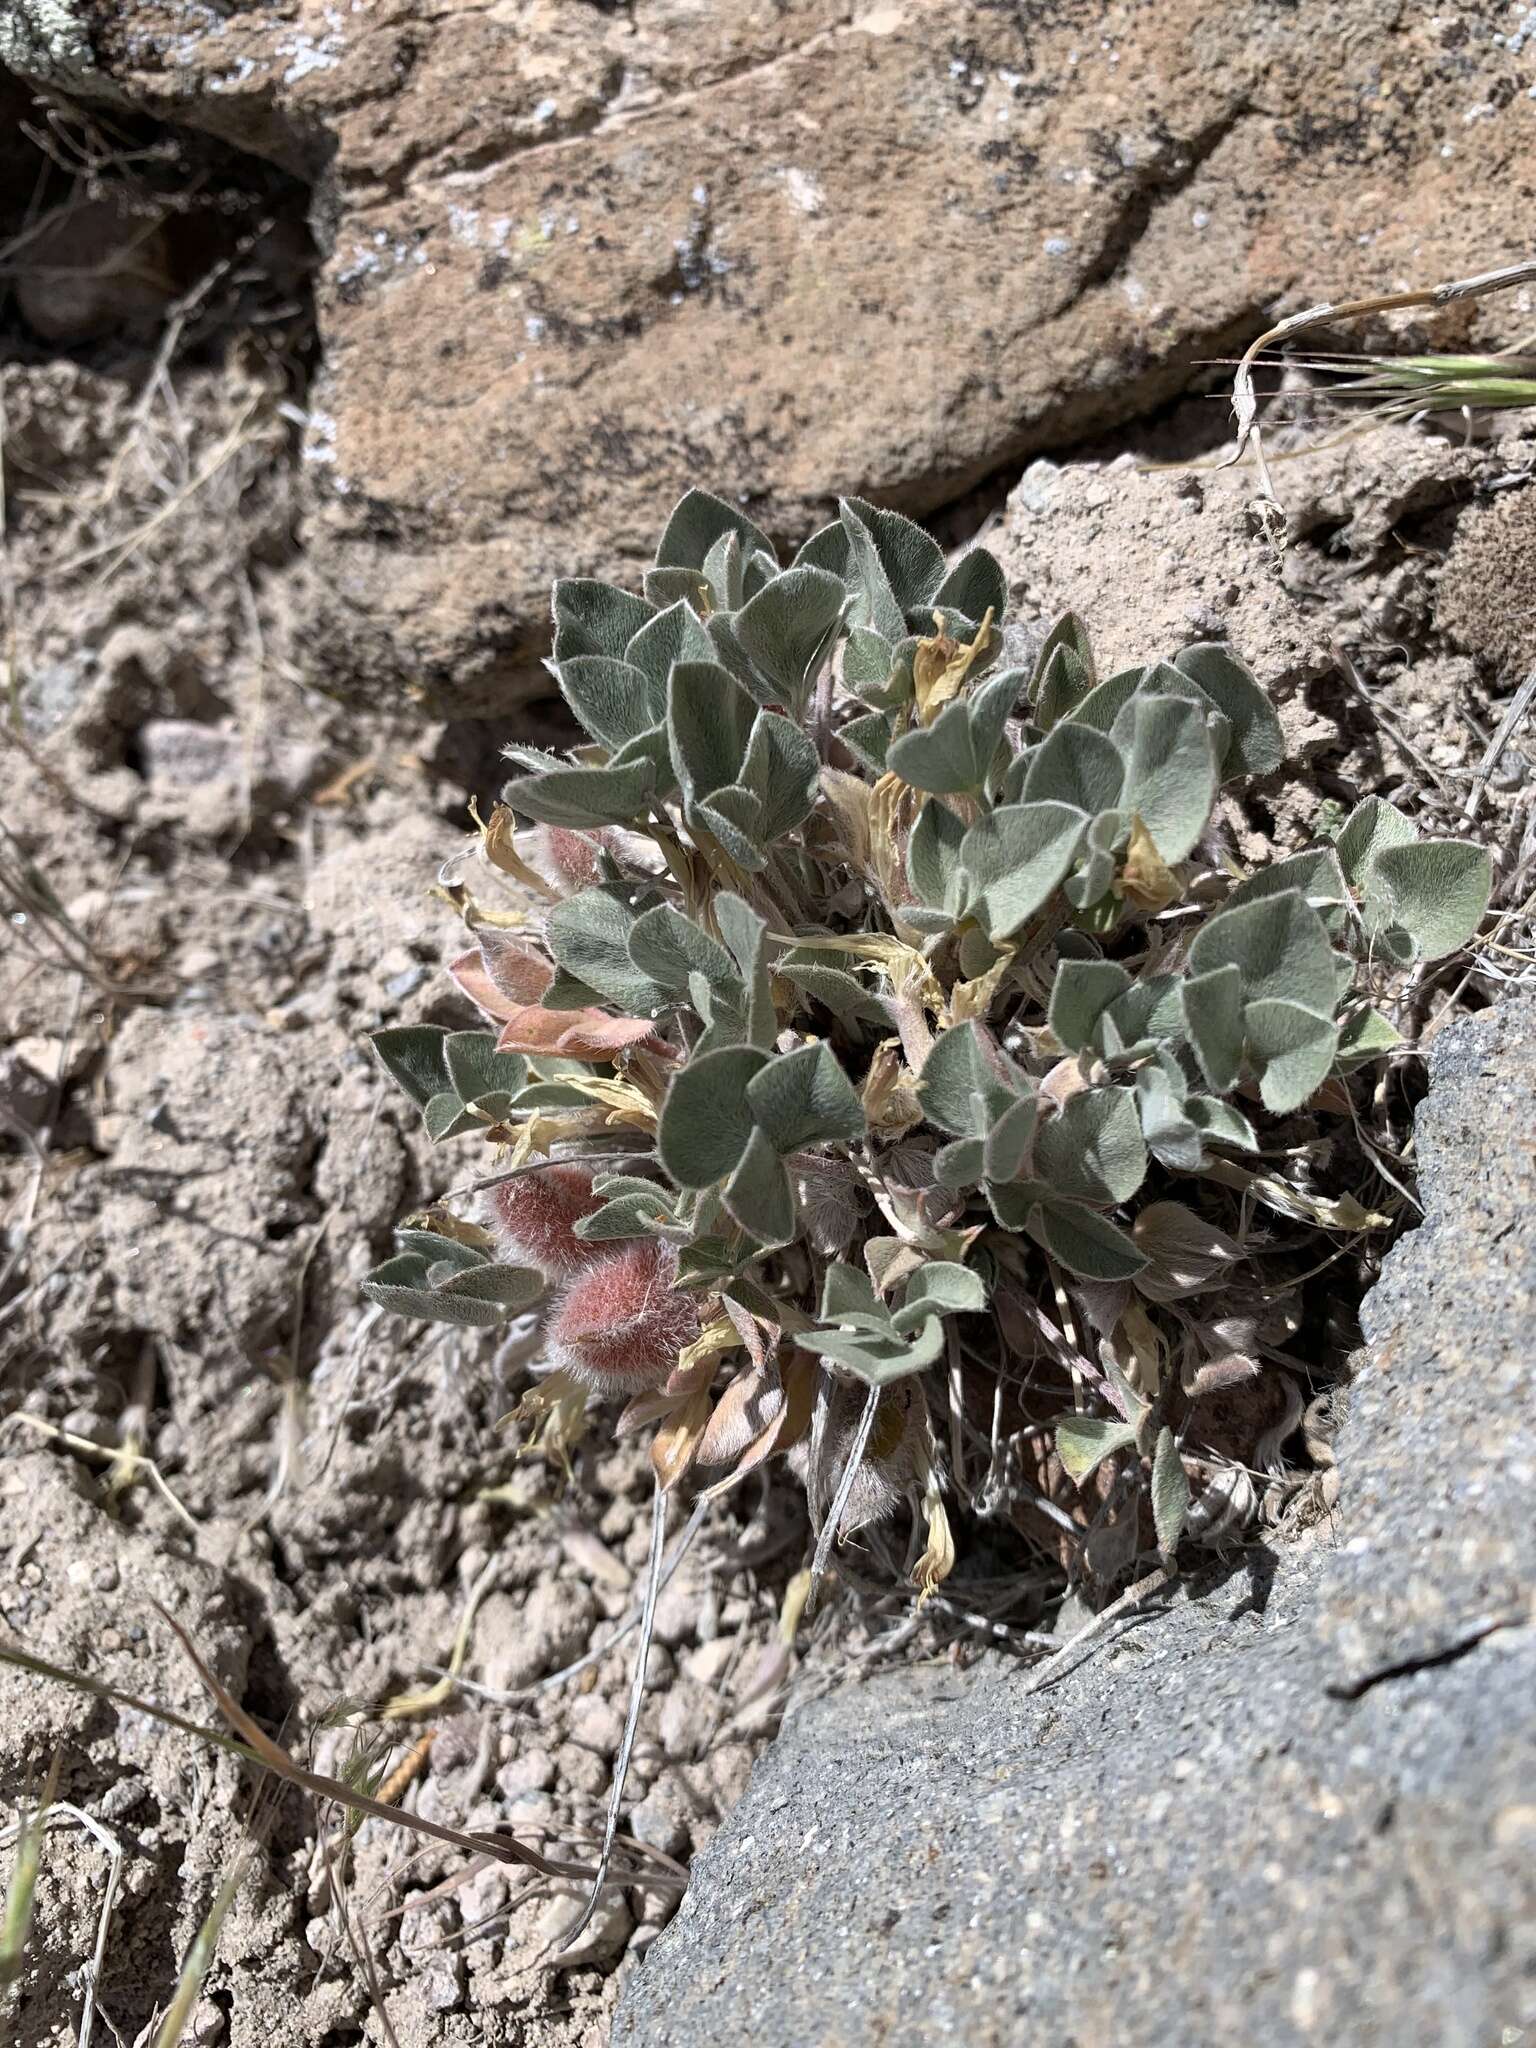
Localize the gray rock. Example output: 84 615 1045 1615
615 1002 1536 2048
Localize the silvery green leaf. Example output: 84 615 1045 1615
627 904 736 993
918 1020 1028 1136
1022 720 1126 814
822 1261 884 1322
838 710 892 774
504 760 655 828
1181 962 1246 1092
1335 794 1416 885
371 1026 450 1109
702 527 745 611
893 1261 986 1332
951 930 996 989
443 1033 528 1108
960 801 1088 940
1098 972 1184 1056
1226 847 1349 932
1244 997 1338 1113
574 1190 675 1242
1034 643 1095 732
424 1091 484 1140
539 967 605 1011
743 547 779 601
1185 1096 1257 1150
626 599 717 689
791 519 850 579
1187 888 1339 1016
887 697 987 795
1031 612 1097 702
775 950 884 1025
799 1319 943 1385
1047 958 1132 1052
502 742 569 773
362 1253 542 1328
608 721 678 800
393 1230 486 1271
839 496 945 640
715 893 775 1049
1135 1059 1204 1171
703 607 761 694
546 886 670 1014
1029 1202 1148 1282
555 655 665 749
658 1043 770 1187
643 566 711 612
693 787 767 871
746 1040 865 1154
1054 1411 1140 1483
840 626 899 704
983 1092 1039 1184
666 658 758 803
1034 1085 1147 1204
1151 1425 1190 1553
1366 839 1491 960
656 487 775 573
1173 643 1284 778
723 1123 797 1244
932 546 1007 627
552 578 656 664
1062 665 1143 734
934 1135 987 1189
1062 808 1126 910
689 975 747 1057
1334 1004 1401 1066
740 711 820 840
907 797 968 910
1111 689 1218 863
732 566 848 716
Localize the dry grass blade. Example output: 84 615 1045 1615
150 1852 251 2048
556 1477 669 1954
808 1381 882 1605
1221 256 1536 522
0 1799 127 2048
0 1628 646 1891
381 1549 500 1720
147 1602 612 1883
0 1756 59 1992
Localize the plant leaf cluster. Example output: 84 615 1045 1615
360 486 1492 1586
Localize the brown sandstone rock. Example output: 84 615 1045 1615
11 0 1535 708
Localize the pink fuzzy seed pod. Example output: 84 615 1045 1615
548 1240 701 1397
482 1165 606 1280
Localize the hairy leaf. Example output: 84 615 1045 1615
960 801 1087 940
746 1041 865 1154
658 1044 769 1187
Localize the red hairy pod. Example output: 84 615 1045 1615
482 1164 605 1279
548 1239 701 1396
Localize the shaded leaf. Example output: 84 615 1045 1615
371 1027 450 1109
1151 1426 1190 1553
746 1041 865 1153
658 1044 769 1187
723 1125 797 1245
1055 1412 1139 1484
